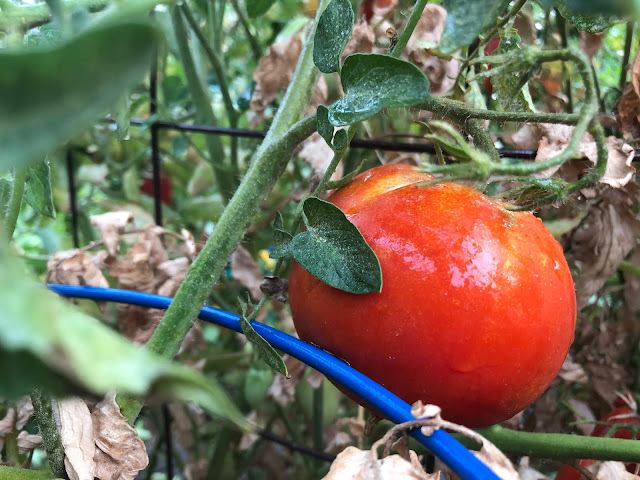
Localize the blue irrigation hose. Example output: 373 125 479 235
48 284 501 480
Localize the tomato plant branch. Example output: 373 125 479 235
4 168 27 242
471 425 640 463
229 0 262 64
390 0 429 58
620 21 635 89
180 2 240 178
171 5 236 203
30 390 67 479
421 97 581 125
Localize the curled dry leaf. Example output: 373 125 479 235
342 21 375 59
616 83 640 139
56 397 96 480
579 32 604 61
565 398 596 435
156 257 190 297
509 123 637 187
322 445 437 480
90 211 133 258
46 250 109 288
558 355 589 384
17 431 43 455
267 354 306 407
0 396 33 433
92 393 148 480
595 461 640 479
260 276 288 302
406 5 458 97
231 244 264 302
569 189 640 308
300 132 344 178
181 228 197 259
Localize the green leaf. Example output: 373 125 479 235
329 54 430 126
565 0 634 16
0 178 10 221
0 21 160 172
111 93 132 142
273 211 284 231
491 29 535 113
332 128 348 151
291 197 382 294
25 157 56 219
437 0 505 55
246 0 277 17
316 105 334 146
0 246 247 430
0 465 57 480
313 0 354 73
239 316 288 376
271 229 293 259
555 0 624 33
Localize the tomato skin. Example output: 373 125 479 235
288 164 576 428
140 171 173 205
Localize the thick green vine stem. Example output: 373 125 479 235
469 425 640 463
4 168 27 242
30 390 67 479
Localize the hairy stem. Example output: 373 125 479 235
30 390 67 479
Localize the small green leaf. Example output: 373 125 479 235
0 246 247 429
324 158 366 190
437 0 505 55
271 229 293 259
25 157 56 219
332 128 348 151
246 0 277 17
329 54 430 126
317 105 334 146
0 21 160 171
111 93 132 142
555 0 625 32
239 316 288 376
313 0 354 73
0 179 10 220
492 29 535 113
273 211 284 231
291 197 382 294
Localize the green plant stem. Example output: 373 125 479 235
0 0 107 29
5 431 21 466
229 0 262 64
180 2 240 178
464 118 499 163
620 21 635 89
421 96 581 125
312 381 324 471
390 0 429 58
620 260 640 278
5 168 27 242
454 0 528 86
556 10 574 113
470 425 640 462
590 60 606 113
30 390 67 479
172 6 236 202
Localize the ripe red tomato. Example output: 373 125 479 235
288 164 576 427
140 171 173 205
556 404 640 479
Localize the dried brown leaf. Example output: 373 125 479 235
267 355 306 407
579 32 604 61
570 190 640 308
231 245 263 302
57 397 96 480
406 5 458 97
322 446 436 480
595 461 640 479
558 355 589 384
342 21 375 59
46 250 109 288
156 257 190 297
616 83 640 139
565 398 596 435
299 132 344 184
251 34 303 124
92 393 148 480
17 431 43 455
184 458 209 480
90 212 133 257
623 250 640 314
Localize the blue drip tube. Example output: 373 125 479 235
48 284 501 480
